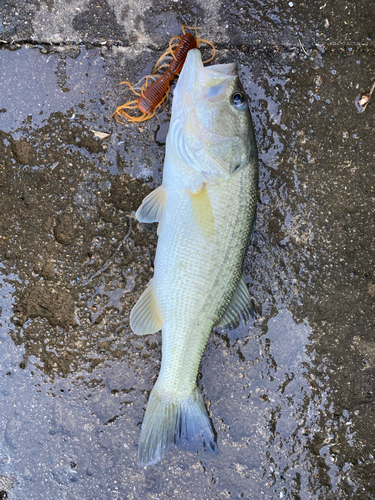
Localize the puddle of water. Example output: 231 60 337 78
197 309 360 498
0 46 107 133
0 45 165 183
0 302 360 499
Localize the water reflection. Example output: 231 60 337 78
198 310 361 498
0 279 363 499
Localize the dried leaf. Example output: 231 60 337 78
358 94 370 106
357 81 375 111
91 130 110 139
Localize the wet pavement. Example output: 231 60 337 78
0 1 374 499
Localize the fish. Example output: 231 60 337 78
130 48 259 466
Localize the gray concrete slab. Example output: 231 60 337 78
0 1 374 499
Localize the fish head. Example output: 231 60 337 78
169 48 255 182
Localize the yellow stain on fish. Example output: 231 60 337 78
188 184 215 238
130 49 259 466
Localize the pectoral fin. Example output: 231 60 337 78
130 279 163 335
216 275 254 330
136 185 166 223
188 184 214 238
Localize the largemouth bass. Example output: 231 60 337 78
130 48 259 466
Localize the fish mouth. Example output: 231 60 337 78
202 61 238 77
171 49 240 124
199 55 238 102
179 49 238 88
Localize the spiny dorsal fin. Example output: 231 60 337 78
130 279 163 335
188 183 214 238
216 275 253 330
136 185 166 223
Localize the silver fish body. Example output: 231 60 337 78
130 49 259 466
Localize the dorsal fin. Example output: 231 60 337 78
136 185 166 223
130 279 163 335
188 183 214 238
216 275 253 330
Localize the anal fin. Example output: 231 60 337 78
130 279 163 335
216 275 254 330
136 185 166 223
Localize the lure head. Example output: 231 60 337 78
168 49 256 182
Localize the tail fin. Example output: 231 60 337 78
138 385 217 466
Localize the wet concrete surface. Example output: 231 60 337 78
0 1 374 498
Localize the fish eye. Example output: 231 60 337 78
231 91 245 107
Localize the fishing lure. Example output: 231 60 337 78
114 26 216 123
138 33 197 115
